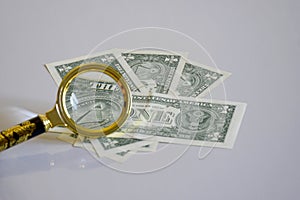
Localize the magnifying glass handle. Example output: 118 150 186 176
0 115 51 152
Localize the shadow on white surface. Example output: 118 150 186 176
0 107 103 178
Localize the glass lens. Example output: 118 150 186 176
64 71 124 130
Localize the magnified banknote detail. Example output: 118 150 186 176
65 78 123 130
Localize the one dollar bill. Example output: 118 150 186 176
45 49 147 93
56 133 158 162
117 94 246 149
171 61 231 98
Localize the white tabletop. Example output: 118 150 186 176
0 1 299 199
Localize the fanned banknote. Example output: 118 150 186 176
45 49 146 93
170 61 231 98
77 136 138 162
57 133 158 162
119 49 186 94
88 136 157 161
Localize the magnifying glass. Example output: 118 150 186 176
0 63 132 152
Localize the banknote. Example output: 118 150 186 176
79 136 158 162
171 61 231 98
55 129 159 152
89 136 157 154
56 132 158 162
119 50 186 94
116 94 246 149
53 84 246 149
45 49 146 93
77 136 137 162
103 131 159 152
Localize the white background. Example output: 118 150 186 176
0 1 299 199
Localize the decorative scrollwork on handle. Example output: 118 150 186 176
0 121 36 151
0 115 49 152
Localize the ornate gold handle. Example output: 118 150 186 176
0 115 51 152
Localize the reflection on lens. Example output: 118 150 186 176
64 71 124 130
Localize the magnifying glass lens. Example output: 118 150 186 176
65 71 124 131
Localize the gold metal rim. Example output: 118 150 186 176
56 63 132 138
